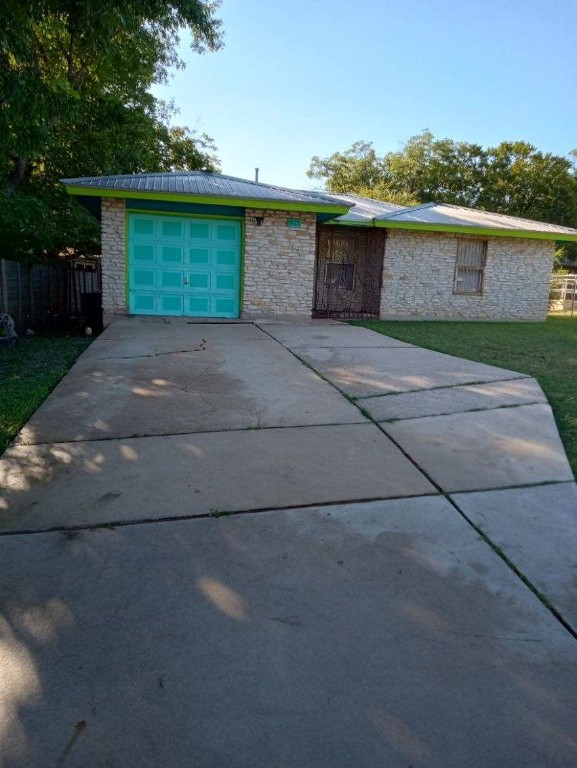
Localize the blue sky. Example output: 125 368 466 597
152 0 577 190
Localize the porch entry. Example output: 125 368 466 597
313 227 385 318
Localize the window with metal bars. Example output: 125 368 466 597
326 262 355 291
453 239 487 295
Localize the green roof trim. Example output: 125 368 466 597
372 219 577 242
64 185 350 215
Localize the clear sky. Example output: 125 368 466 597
152 0 577 190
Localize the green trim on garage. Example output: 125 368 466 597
66 185 350 216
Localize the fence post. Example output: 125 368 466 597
1 259 7 313
28 264 35 325
16 260 23 329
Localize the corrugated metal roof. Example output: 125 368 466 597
61 171 346 208
319 192 406 223
376 201 577 236
62 172 577 238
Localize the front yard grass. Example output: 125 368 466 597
353 316 577 478
0 335 92 455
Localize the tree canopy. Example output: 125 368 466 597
308 131 577 229
0 0 223 262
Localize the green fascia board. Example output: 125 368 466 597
373 219 577 242
64 185 350 215
326 219 375 228
327 217 577 241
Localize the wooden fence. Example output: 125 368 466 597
0 258 101 330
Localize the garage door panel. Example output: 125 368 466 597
189 296 211 315
160 246 183 263
131 293 156 313
214 297 236 315
133 218 155 236
189 272 210 289
215 224 238 241
160 271 184 289
189 222 210 240
133 244 155 262
132 268 156 288
161 220 184 238
128 214 241 318
190 248 210 264
214 273 237 292
215 249 237 266
160 294 184 314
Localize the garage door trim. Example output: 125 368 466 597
126 210 244 318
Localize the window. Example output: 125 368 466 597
453 239 487 295
326 262 355 291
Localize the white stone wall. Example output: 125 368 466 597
380 230 554 321
101 198 127 314
242 209 316 316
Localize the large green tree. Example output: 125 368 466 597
0 0 223 261
308 131 577 228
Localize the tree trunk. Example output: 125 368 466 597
5 156 31 196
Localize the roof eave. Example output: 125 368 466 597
373 219 577 242
63 184 350 215
324 218 375 227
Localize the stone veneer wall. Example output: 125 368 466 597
101 198 127 314
242 209 316 315
380 230 554 321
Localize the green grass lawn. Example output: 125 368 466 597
353 316 577 478
0 335 92 455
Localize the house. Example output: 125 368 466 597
62 171 577 323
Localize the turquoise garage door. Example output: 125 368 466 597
127 214 242 318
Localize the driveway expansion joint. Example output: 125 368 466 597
379 399 546 424
352 375 531 400
13 419 371 447
259 324 577 644
0 491 442 538
448 492 577 642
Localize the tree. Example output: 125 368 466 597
0 0 223 262
308 142 386 194
307 132 577 229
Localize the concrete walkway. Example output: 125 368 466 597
1 318 576 767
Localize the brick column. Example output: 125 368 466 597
243 210 317 316
101 198 127 316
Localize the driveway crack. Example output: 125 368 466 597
100 340 207 361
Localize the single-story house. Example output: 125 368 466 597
62 171 577 322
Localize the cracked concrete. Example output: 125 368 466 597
14 324 365 444
1 317 576 768
2 498 577 767
99 339 207 360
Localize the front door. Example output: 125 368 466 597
128 214 242 318
313 227 385 318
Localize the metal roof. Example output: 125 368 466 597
61 172 577 239
61 171 347 208
375 201 577 237
318 192 406 223
320 193 577 239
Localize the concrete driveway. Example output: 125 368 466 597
1 318 576 767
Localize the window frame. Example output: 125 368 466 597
452 239 488 296
325 261 356 292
